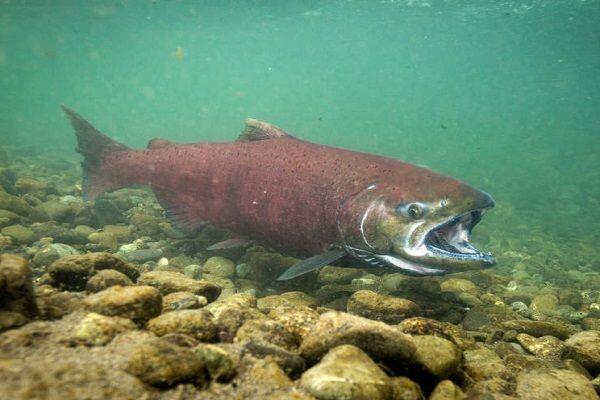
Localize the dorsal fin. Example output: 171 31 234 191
147 138 177 149
237 118 293 142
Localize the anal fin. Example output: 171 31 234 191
277 248 346 281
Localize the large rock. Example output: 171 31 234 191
300 311 415 363
411 335 461 379
0 254 38 318
300 344 392 400
49 252 139 291
346 290 420 324
123 338 206 387
138 271 221 301
147 309 217 342
516 368 598 399
83 285 162 324
565 330 600 373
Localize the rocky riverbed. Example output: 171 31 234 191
0 151 599 399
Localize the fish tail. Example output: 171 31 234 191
61 105 130 200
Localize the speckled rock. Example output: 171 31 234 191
85 269 133 292
301 344 392 400
516 368 598 399
83 285 162 323
137 270 221 301
411 335 462 379
347 290 420 324
0 254 38 318
32 243 79 267
72 312 137 345
194 343 238 382
429 379 467 400
162 291 207 312
500 319 577 340
235 318 297 351
268 305 320 342
565 330 600 373
147 309 217 342
123 338 206 387
203 256 235 278
516 333 565 361
317 265 364 284
300 311 415 363
1 224 37 244
257 291 316 312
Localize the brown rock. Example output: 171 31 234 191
83 285 161 324
138 270 221 301
347 290 420 324
85 269 133 293
0 254 38 318
147 309 217 342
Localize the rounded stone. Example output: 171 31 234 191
411 335 462 379
516 368 597 399
162 291 206 312
257 291 316 312
565 330 600 373
85 269 133 293
83 285 162 323
203 256 235 278
1 224 37 244
440 278 478 295
147 309 217 342
300 344 392 400
32 243 79 267
346 290 420 324
124 338 206 387
137 271 221 301
193 343 238 382
73 312 137 346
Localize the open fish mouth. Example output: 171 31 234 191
422 209 495 264
345 209 495 276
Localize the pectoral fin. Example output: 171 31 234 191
277 248 347 281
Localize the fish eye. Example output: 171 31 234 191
396 202 426 219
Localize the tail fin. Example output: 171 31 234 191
61 105 130 200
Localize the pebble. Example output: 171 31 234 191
346 290 420 324
300 344 392 400
411 335 462 379
137 270 221 301
83 285 162 324
147 309 217 342
85 269 133 292
72 312 137 345
124 338 206 387
299 311 415 363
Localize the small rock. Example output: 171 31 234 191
147 309 217 342
72 312 137 345
193 343 238 382
203 256 235 278
317 265 364 284
32 243 79 267
346 290 420 324
85 269 133 292
429 379 467 400
516 368 598 399
411 335 462 379
0 254 38 317
463 347 511 383
440 278 478 296
123 338 206 387
390 377 424 400
565 330 600 373
122 248 163 263
500 320 577 340
257 291 316 312
300 311 415 363
398 317 476 350
83 285 162 323
300 344 392 400
268 305 320 342
235 319 297 351
138 271 221 301
1 224 37 244
516 333 565 361
162 291 206 312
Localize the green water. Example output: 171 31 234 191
1 0 598 270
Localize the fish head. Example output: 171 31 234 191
338 176 496 275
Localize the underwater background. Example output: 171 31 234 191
2 1 600 399
1 0 598 272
